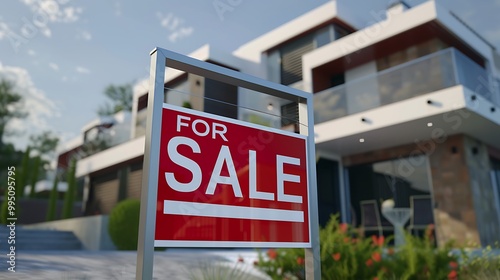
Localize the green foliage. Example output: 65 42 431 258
29 130 59 158
108 199 141 250
28 156 41 198
46 173 59 221
256 248 305 279
182 101 193 109
97 84 133 116
384 227 457 280
62 158 76 219
16 146 31 197
0 79 27 145
255 215 460 280
459 244 500 280
0 143 23 187
0 146 30 224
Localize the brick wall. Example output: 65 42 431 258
428 134 480 246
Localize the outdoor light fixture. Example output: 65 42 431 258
361 117 368 122
359 138 365 143
471 95 477 101
426 99 433 105
427 122 433 127
267 103 274 111
491 107 496 113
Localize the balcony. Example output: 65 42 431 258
314 48 499 124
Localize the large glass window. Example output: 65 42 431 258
348 155 432 227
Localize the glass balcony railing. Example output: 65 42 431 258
314 48 499 124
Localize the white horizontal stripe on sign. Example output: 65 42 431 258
163 200 304 222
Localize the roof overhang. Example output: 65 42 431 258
233 1 359 63
303 1 496 93
76 135 145 177
314 85 500 156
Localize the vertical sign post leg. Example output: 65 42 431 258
299 101 321 280
136 49 165 280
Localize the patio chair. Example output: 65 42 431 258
407 195 434 235
360 200 393 236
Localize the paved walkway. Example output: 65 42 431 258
0 249 270 280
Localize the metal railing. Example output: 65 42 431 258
314 48 498 124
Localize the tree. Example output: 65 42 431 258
46 172 60 221
28 130 60 182
97 84 133 116
29 131 59 158
0 79 26 148
28 156 41 198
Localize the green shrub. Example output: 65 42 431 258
108 199 141 250
459 244 500 280
62 157 77 219
255 215 460 280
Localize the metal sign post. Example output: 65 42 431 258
136 47 321 280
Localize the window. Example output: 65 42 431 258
330 73 345 87
266 23 354 86
281 102 299 129
376 38 449 71
348 155 432 225
280 34 315 85
315 26 333 48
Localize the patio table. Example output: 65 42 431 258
381 208 412 246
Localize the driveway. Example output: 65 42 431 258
0 249 270 280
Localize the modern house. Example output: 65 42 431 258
59 0 500 246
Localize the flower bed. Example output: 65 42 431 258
254 215 500 280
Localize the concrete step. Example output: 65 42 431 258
0 227 82 251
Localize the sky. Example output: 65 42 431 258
0 0 499 152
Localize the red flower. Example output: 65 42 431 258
373 278 379 280
296 257 305 266
332 253 341 261
339 223 349 233
448 270 457 280
371 252 382 262
237 257 244 263
267 249 277 260
366 259 374 267
343 237 350 243
449 261 458 269
253 260 259 266
372 235 385 247
425 224 435 239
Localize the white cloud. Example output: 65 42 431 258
0 21 10 40
15 0 83 39
27 49 36 56
0 63 58 148
75 66 90 74
169 27 194 43
157 12 194 43
48 62 59 71
76 30 92 41
20 0 82 23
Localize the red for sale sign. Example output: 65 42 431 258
154 104 310 247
